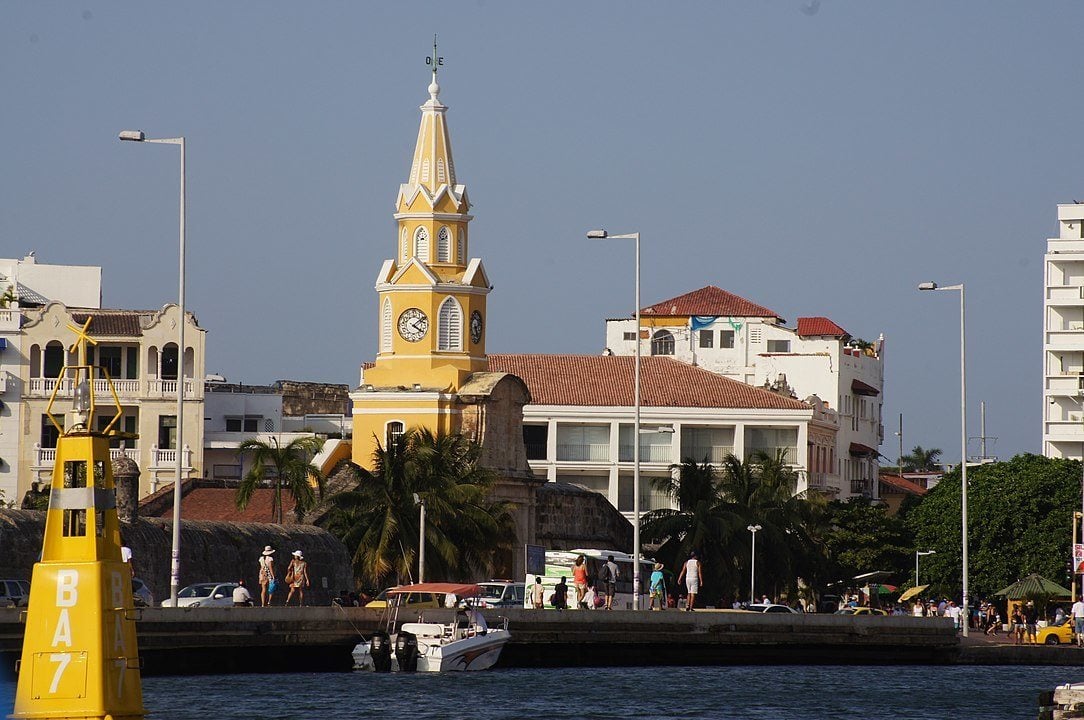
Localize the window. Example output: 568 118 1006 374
225 418 242 432
438 297 463 351
457 232 465 264
243 417 260 433
158 416 177 449
651 330 675 356
400 228 408 260
386 421 404 445
414 227 429 261
98 346 122 378
125 347 138 379
699 330 713 348
766 339 790 353
44 342 65 378
437 227 451 262
161 345 178 380
556 424 609 461
720 330 735 349
523 425 548 460
381 298 393 353
623 332 636 341
41 414 63 449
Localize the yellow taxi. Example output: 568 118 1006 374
1037 617 1075 645
834 607 887 616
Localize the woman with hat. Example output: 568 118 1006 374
649 562 667 610
258 546 276 607
285 550 310 607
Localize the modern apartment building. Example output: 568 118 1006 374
604 286 885 499
1043 203 1084 459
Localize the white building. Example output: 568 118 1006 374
1043 203 1084 459
604 286 885 499
0 255 103 504
488 354 829 517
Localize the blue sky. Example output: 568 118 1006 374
3 2 1083 463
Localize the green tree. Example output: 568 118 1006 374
236 436 326 524
900 445 943 472
642 450 828 603
824 497 913 584
326 428 518 588
908 453 1080 599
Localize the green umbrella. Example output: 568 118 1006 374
993 573 1072 599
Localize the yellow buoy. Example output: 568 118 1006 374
11 319 144 720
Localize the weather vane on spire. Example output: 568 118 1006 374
427 34 443 80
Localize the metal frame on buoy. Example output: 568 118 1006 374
11 318 145 720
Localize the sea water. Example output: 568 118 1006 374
1 665 1077 719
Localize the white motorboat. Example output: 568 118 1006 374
353 582 510 672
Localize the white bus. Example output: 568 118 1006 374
524 548 654 610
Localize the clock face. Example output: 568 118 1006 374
470 310 483 344
397 308 429 342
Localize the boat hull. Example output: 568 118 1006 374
353 628 510 672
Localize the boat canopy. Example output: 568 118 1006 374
388 582 481 598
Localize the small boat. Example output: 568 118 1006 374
353 582 510 672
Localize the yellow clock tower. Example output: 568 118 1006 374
351 56 492 465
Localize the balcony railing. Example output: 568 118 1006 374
746 446 798 462
618 444 673 463
678 445 733 463
34 445 139 469
524 441 547 460
26 377 197 400
0 309 19 331
556 443 609 462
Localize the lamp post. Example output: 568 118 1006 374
413 493 426 584
915 549 936 587
918 281 968 636
588 229 642 609
747 524 762 603
119 130 186 607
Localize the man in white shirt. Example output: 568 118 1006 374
1071 596 1084 647
233 579 253 607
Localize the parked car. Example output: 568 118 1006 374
834 607 887 616
476 581 526 609
1037 617 1075 645
131 577 154 608
364 587 443 609
745 603 801 614
160 582 239 608
0 580 30 608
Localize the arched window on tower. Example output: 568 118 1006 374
437 227 451 262
414 227 429 262
400 227 408 261
380 298 393 353
457 230 465 264
386 421 404 445
651 330 675 356
438 297 463 351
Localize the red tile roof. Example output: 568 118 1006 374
144 487 294 523
796 317 849 338
71 310 145 337
640 286 781 320
878 474 928 496
487 354 810 410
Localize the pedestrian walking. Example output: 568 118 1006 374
600 555 619 610
285 550 310 606
649 562 666 610
1072 596 1084 647
572 554 589 609
258 546 276 607
677 551 701 611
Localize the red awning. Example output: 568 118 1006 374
852 379 880 396
388 582 480 598
849 442 878 457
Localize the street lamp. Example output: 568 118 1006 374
915 549 936 587
413 492 426 584
119 129 186 607
588 228 642 608
747 524 762 603
918 280 968 636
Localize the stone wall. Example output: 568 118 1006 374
0 510 354 605
276 381 351 417
534 482 632 552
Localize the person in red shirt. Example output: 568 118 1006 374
572 554 589 609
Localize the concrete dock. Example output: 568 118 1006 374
6 606 1078 676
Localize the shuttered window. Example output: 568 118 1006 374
438 297 462 351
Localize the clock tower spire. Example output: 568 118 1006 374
352 51 493 463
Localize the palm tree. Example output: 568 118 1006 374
325 428 518 588
900 445 943 472
236 436 326 524
642 450 828 603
